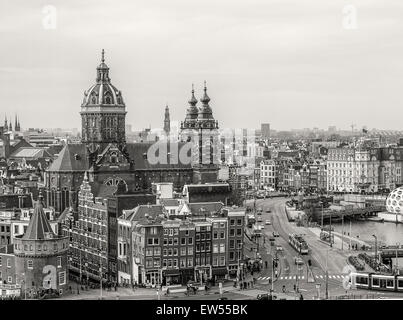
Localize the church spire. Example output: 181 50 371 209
96 49 110 83
200 80 210 104
188 83 198 106
164 104 170 134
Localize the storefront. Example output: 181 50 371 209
144 269 160 287
162 269 181 286
194 266 211 284
180 268 195 285
212 267 228 283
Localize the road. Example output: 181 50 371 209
247 197 359 298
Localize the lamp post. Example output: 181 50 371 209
329 211 332 247
325 250 329 300
341 214 344 251
396 242 400 275
372 235 378 269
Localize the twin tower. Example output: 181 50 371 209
80 50 219 181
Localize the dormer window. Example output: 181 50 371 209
91 96 97 104
105 95 112 104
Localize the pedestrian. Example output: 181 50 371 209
299 293 304 300
282 285 286 293
275 270 278 278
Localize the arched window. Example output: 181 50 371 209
105 95 112 104
91 95 97 104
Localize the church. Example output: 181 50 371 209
45 51 220 214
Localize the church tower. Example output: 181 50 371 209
163 104 170 135
80 50 127 152
181 82 219 184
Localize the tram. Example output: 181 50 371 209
288 233 309 255
349 272 403 292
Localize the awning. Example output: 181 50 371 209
163 269 180 276
212 267 228 276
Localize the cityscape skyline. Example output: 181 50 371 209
1 1 403 130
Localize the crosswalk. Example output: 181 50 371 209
257 274 346 281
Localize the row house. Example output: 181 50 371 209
121 203 245 287
259 160 277 188
327 146 403 193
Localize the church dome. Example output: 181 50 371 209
386 187 403 214
81 49 125 107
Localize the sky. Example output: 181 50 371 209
1 0 403 132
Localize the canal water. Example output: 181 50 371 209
332 221 403 266
332 221 403 246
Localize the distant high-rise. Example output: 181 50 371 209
261 123 270 139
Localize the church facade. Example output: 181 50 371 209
45 51 220 214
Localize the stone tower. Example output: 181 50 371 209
13 194 69 296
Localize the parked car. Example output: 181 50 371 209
273 231 279 237
259 224 265 229
257 216 263 222
294 257 304 265
265 220 271 225
276 246 283 252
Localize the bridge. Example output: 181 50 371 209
380 248 403 259
319 206 384 221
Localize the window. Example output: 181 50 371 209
230 229 235 236
168 238 173 245
154 258 160 267
27 260 33 269
213 232 218 239
213 244 218 253
148 238 153 245
163 259 167 267
220 222 225 228
180 247 186 255
154 247 161 255
164 229 168 235
168 249 172 256
7 258 11 268
146 248 153 256
237 228 242 236
220 232 225 239
59 271 66 285
174 229 179 236
213 257 218 266
173 259 178 267
229 240 235 249
169 229 173 236
188 238 193 245
206 233 211 240
187 258 193 267
206 243 211 251
195 234 200 241
230 219 235 226
173 238 178 245
163 249 167 256
229 252 235 261
14 225 18 234
8 276 12 283
219 244 225 253
188 246 193 255
237 219 242 226
219 256 225 266
163 238 168 245
181 238 186 245
167 259 172 267
173 248 178 256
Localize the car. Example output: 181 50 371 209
217 297 228 300
259 224 265 229
273 231 279 237
276 246 283 252
257 211 262 216
257 293 277 300
266 209 271 213
294 257 304 265
257 217 263 222
265 220 271 225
